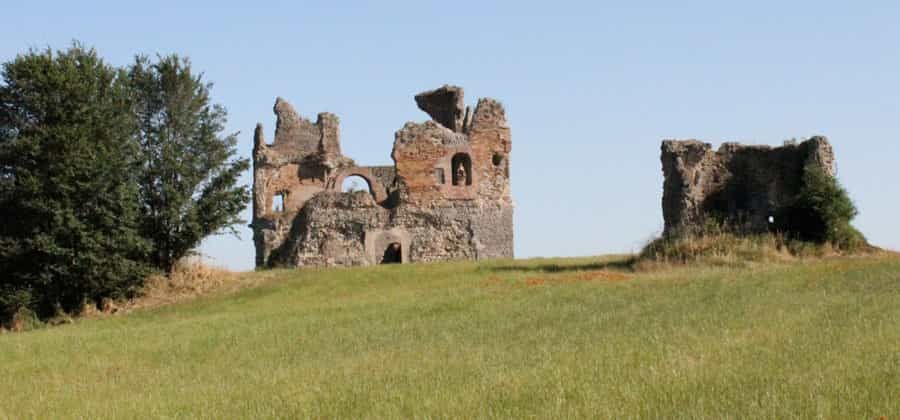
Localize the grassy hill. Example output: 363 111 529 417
2 254 899 418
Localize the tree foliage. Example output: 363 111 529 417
0 45 151 322
776 165 866 250
0 45 251 325
126 55 249 273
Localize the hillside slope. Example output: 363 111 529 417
2 255 899 418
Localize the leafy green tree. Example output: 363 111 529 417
776 165 866 250
126 55 249 273
0 45 151 322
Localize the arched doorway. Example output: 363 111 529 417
381 242 402 264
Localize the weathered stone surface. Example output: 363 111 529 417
660 136 835 236
251 86 514 268
414 85 465 132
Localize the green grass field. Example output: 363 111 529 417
2 254 899 418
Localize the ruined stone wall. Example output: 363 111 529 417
250 97 359 266
251 85 514 268
392 87 511 207
660 136 835 236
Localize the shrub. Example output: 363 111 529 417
775 165 866 251
0 287 32 329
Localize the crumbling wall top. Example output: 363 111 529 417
414 85 466 132
253 98 344 164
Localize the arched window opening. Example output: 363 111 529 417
381 242 402 264
272 192 286 213
451 153 472 186
341 175 373 194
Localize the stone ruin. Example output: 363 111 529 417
660 136 835 236
251 85 513 267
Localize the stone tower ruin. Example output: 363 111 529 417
660 136 835 236
250 85 513 268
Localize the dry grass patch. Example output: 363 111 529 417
635 230 884 272
82 259 265 318
525 270 631 286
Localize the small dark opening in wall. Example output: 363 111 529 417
382 189 401 209
492 153 504 166
434 167 445 184
451 153 472 186
272 192 286 213
381 242 402 264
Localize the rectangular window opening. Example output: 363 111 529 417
272 192 285 213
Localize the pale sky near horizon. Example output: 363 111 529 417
3 1 898 270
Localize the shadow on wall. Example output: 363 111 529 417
700 146 806 233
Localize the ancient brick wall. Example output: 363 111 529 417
660 136 835 236
250 85 514 268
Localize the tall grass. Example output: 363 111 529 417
2 254 899 418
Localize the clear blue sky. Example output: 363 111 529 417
3 1 898 270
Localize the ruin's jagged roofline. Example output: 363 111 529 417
662 135 831 153
253 85 509 160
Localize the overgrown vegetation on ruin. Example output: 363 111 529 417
776 165 866 250
2 254 899 417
